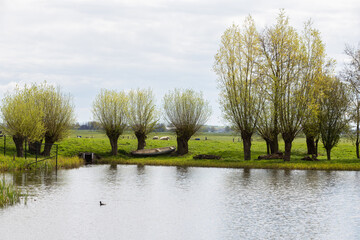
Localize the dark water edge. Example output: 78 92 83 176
1 165 360 240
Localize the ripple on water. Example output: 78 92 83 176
0 166 359 240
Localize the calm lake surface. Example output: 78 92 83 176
0 165 360 240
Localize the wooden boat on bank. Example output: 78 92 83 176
131 146 176 156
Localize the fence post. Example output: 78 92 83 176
56 144 58 172
4 135 6 156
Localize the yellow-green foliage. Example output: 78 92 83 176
127 88 158 135
92 89 128 155
163 89 211 137
1 84 45 142
92 89 128 137
0 82 75 157
40 82 76 143
214 16 262 134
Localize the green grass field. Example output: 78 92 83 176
0 130 359 171
61 130 360 171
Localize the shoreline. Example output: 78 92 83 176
1 153 360 172
95 157 360 172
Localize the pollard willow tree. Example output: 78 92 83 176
257 12 287 154
259 11 310 161
163 89 211 155
1 84 45 157
301 59 335 157
319 77 350 160
300 21 329 156
41 84 75 156
92 89 128 155
341 43 360 158
127 88 158 150
214 16 263 160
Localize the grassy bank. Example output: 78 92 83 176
0 156 84 172
1 130 360 171
101 156 360 171
67 130 360 171
0 179 22 207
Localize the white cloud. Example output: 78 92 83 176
0 0 359 124
0 81 17 97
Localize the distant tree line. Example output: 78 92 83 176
75 122 228 133
75 121 100 130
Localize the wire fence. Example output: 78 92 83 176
0 135 58 168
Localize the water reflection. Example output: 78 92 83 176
0 166 359 240
176 166 189 177
109 163 117 171
11 170 54 186
10 170 61 198
136 164 145 175
241 168 251 186
221 169 360 239
135 165 147 188
175 166 191 190
105 164 118 186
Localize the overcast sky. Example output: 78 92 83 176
0 0 359 125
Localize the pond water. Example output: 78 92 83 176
0 165 360 240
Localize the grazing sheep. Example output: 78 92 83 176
160 136 170 140
153 136 159 140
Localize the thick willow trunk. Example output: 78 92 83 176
109 137 119 156
306 136 316 155
105 131 121 156
265 140 270 155
176 136 189 155
283 140 292 161
135 132 146 150
270 137 279 154
241 132 252 160
282 133 294 162
43 136 55 157
13 136 24 157
326 148 331 160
